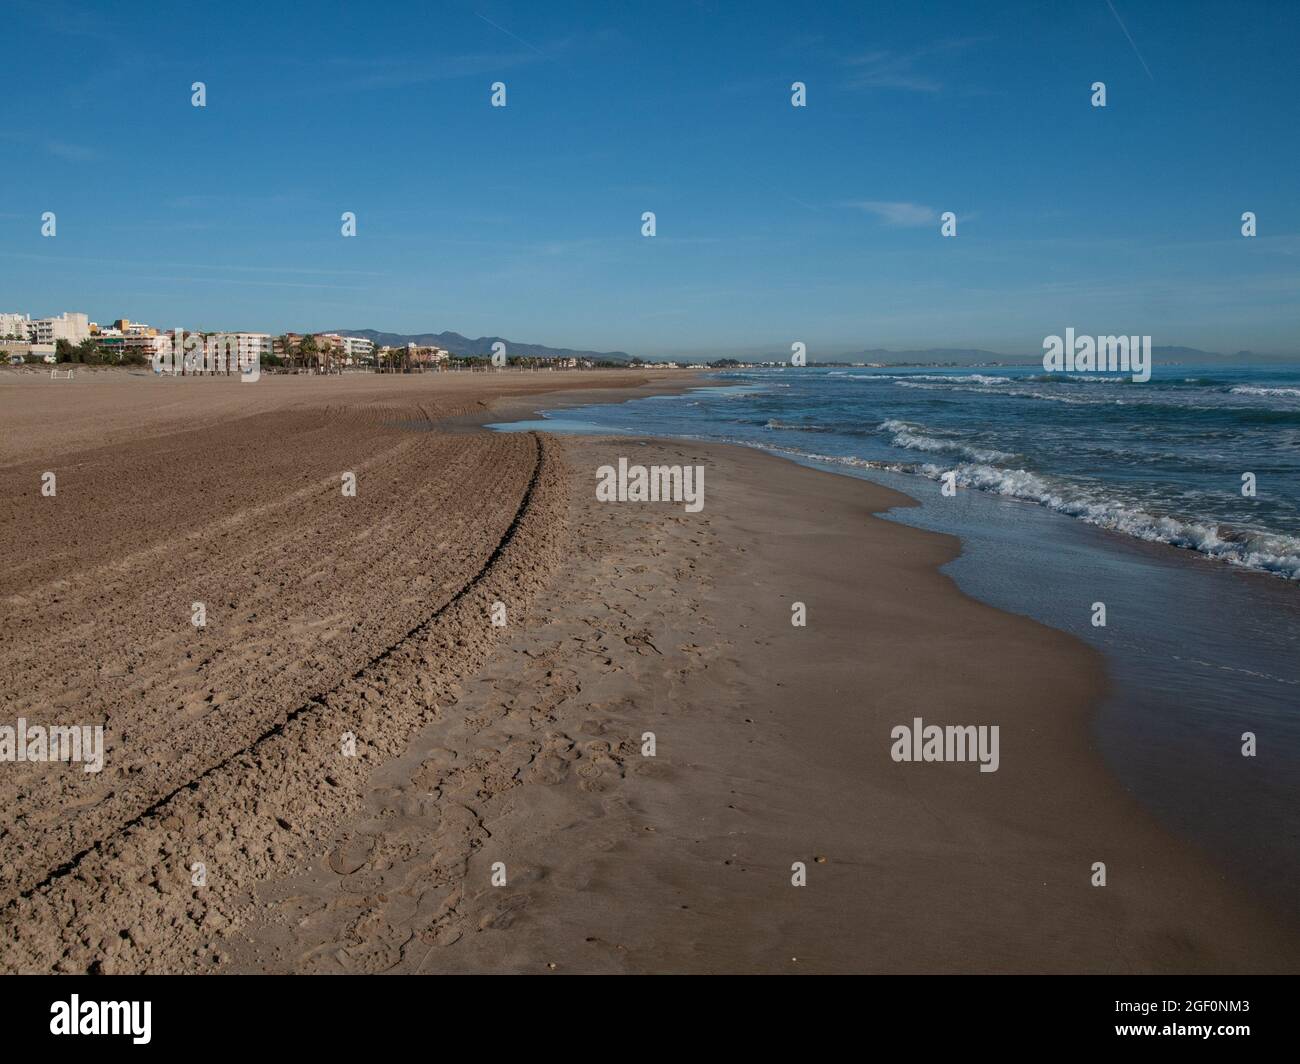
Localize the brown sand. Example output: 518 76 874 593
0 370 680 972
1 372 1295 973
220 436 1300 974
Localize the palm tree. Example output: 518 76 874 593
299 334 319 374
277 333 298 373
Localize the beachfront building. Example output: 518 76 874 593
108 319 158 337
0 313 31 341
406 343 450 369
272 333 346 372
339 335 375 364
0 343 56 363
84 319 174 364
98 335 172 364
272 333 300 361
27 312 90 346
203 332 270 372
137 333 173 360
315 333 346 371
272 332 322 369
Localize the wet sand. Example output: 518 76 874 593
1 371 1294 972
222 435 1300 974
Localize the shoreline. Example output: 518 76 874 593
489 384 1300 933
223 425 1298 972
2 371 1294 972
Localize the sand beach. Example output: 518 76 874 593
1 370 1295 973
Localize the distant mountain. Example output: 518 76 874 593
327 329 632 362
1151 346 1264 363
843 348 1014 365
825 345 1285 365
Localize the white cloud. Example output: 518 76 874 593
846 201 937 227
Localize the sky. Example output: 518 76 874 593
2 0 1298 359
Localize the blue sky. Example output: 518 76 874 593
3 0 1298 358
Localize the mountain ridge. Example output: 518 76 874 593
327 329 632 362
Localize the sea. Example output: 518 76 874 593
491 363 1300 917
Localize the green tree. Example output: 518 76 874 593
276 333 297 372
76 337 102 364
299 334 319 373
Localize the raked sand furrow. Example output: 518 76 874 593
1 369 690 972
0 429 568 972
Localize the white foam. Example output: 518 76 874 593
913 462 1300 580
878 419 1017 464
1231 385 1300 398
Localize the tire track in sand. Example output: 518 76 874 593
0 425 568 973
13 433 547 903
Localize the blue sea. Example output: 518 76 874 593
492 362 1300 917
510 364 1300 580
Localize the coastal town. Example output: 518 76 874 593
0 311 901 373
0 311 612 372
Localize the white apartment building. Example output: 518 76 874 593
340 335 375 361
206 332 271 366
316 334 374 364
0 313 31 340
28 312 90 346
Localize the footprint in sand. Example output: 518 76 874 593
326 835 375 876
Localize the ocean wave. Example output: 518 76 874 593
764 418 834 433
1231 385 1300 398
849 372 1007 387
1024 374 1118 387
917 383 1300 419
878 419 1018 463
1025 373 1130 385
739 438 1300 581
913 462 1300 580
894 380 1103 405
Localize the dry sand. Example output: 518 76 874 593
1 371 1295 973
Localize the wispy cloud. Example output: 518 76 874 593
842 37 989 93
326 51 538 90
845 201 938 227
0 250 388 278
46 140 98 162
13 0 121 42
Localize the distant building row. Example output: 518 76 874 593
1 316 392 369
3 315 618 370
1 312 281 365
273 333 376 364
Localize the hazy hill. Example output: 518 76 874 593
328 329 632 362
844 347 1013 365
827 345 1283 365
